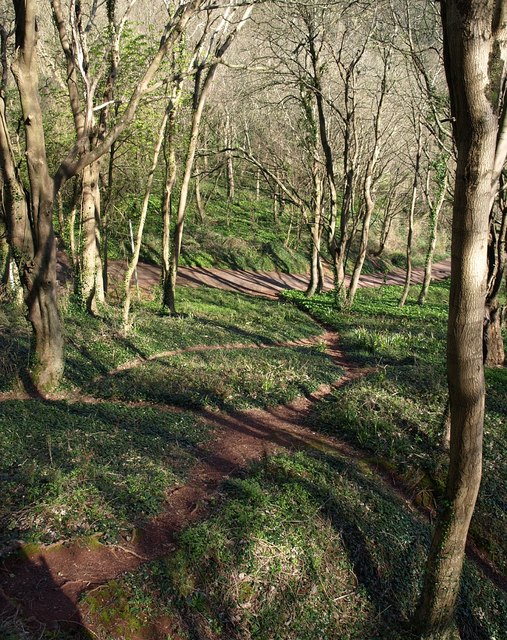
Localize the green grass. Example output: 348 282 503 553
86 345 339 411
1 278 505 640
284 282 507 576
109 184 310 274
62 287 324 390
81 452 507 640
0 400 210 546
282 282 448 366
0 285 324 393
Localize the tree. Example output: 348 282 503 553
483 171 507 366
0 0 205 391
399 116 423 307
163 3 253 314
414 1 507 637
391 0 452 307
346 45 392 307
418 151 448 305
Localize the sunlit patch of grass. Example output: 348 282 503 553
62 288 323 390
0 400 210 546
282 282 448 367
86 346 341 411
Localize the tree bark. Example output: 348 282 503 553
418 169 448 305
400 123 423 307
0 3 64 391
483 175 507 365
414 1 507 635
166 65 213 314
225 109 235 202
123 111 168 331
80 160 104 313
346 49 389 307
347 149 378 306
161 113 178 309
306 156 324 297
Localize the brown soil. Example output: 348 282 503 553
106 259 451 299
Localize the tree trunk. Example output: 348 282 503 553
57 191 65 237
80 160 104 313
167 76 215 313
483 175 507 365
194 163 206 223
306 169 324 297
68 181 80 275
414 1 507 635
400 124 422 307
161 84 182 309
166 66 214 314
102 138 117 295
225 110 235 202
346 49 389 307
161 157 176 310
307 18 340 300
0 221 9 285
0 7 64 391
347 161 377 307
418 171 447 305
123 111 167 331
483 297 505 367
165 5 253 313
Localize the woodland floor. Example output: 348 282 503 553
4 258 505 640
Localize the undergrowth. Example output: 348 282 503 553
109 185 310 274
0 401 210 546
82 452 507 640
64 287 324 390
86 345 338 411
283 282 507 576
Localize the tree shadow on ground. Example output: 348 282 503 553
0 550 93 639
0 322 30 392
0 398 210 548
167 450 503 639
83 345 337 413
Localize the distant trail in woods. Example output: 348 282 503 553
104 259 451 298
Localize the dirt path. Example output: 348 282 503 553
107 259 451 299
0 331 365 633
